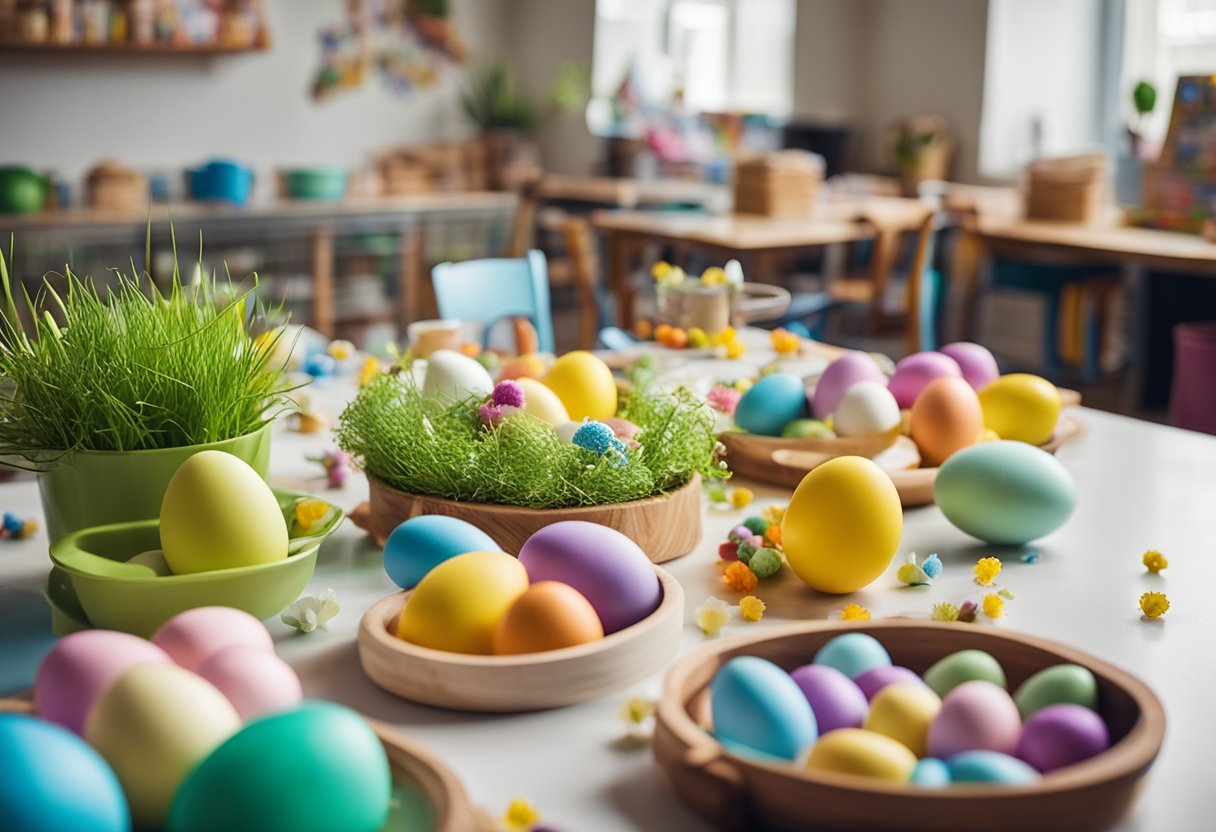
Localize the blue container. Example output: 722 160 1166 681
188 159 254 205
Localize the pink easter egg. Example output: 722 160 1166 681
812 351 887 420
33 630 172 735
927 680 1021 758
888 352 962 409
939 342 1000 390
196 645 303 721
152 606 274 673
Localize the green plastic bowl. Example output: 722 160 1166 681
47 489 343 637
282 167 348 201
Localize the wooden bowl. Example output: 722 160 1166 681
359 473 702 564
654 621 1164 832
0 698 488 832
359 567 684 712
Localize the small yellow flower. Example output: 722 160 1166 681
1140 591 1170 619
713 326 737 347
294 499 330 530
739 595 766 622
841 603 871 621
18 519 37 539
725 337 746 359
700 266 728 286
650 260 673 280
734 376 753 393
326 339 355 361
502 797 541 831
357 355 383 387
1142 550 1168 574
730 487 754 509
618 695 656 726
696 597 733 635
770 328 799 354
931 602 959 622
723 561 758 592
973 556 1003 586
982 592 1005 619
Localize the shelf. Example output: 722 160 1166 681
0 40 268 56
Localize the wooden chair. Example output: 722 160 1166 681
561 216 609 351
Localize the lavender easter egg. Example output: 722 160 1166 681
517 521 660 634
1016 704 1110 773
928 680 1021 758
888 352 962 409
789 664 869 733
854 665 927 702
939 342 1000 390
812 351 887 420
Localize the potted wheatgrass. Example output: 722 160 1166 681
0 249 292 540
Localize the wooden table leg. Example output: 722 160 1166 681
953 228 985 342
312 224 335 339
607 231 635 331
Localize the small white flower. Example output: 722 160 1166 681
281 588 340 633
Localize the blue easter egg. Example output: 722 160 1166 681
712 656 817 760
0 713 130 831
303 354 337 378
813 632 893 679
383 515 501 589
734 373 808 436
947 750 1042 785
910 757 951 787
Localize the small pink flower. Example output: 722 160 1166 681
707 385 742 415
491 380 526 408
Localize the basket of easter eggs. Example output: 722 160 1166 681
654 621 1164 832
341 348 720 564
358 518 684 712
1 607 486 832
717 342 1083 507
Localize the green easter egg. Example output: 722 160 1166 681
781 418 831 439
1013 663 1099 719
167 702 392 832
923 649 1006 697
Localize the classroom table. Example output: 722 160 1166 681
0 331 1210 830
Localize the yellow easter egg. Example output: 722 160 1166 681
515 377 570 426
396 551 528 654
781 456 902 594
541 351 618 421
978 374 1061 445
863 682 942 757
804 728 918 782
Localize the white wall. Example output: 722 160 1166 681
0 0 508 185
792 0 865 123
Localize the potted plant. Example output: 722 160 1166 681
0 248 293 540
891 115 954 197
1128 79 1157 159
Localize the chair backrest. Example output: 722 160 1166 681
561 216 604 351
431 250 555 354
903 209 941 355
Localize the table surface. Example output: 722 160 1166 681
0 335 1211 830
535 175 728 211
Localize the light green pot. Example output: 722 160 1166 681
32 423 273 542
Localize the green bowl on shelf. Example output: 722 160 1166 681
47 489 343 637
282 167 348 201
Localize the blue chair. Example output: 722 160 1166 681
431 250 555 354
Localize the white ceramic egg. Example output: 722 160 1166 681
833 381 901 437
420 350 494 403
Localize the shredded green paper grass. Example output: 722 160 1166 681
338 371 725 508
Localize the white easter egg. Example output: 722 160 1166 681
833 381 901 437
554 421 582 444
421 350 494 403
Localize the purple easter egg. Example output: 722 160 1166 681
939 342 1000 390
812 351 887 420
517 521 661 634
1015 704 1109 773
854 665 928 701
888 352 962 409
789 664 869 733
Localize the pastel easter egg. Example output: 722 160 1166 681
1016 704 1110 773
804 728 917 783
812 351 887 420
927 680 1021 759
789 664 869 733
421 349 494 403
781 418 832 439
711 656 817 760
515 377 570 426
383 515 501 590
33 629 172 735
854 665 928 702
947 750 1041 785
85 664 240 828
168 702 391 832
152 606 275 673
938 342 1000 390
782 456 902 593
935 441 1077 545
396 551 529 654
909 376 983 466
864 682 942 757
1014 663 1099 719
492 582 604 655
0 713 130 832
833 381 901 437
126 549 173 576
517 521 661 635
541 351 617 421
735 373 808 436
978 373 1061 446
923 649 1007 697
888 351 961 409
910 757 951 787
196 645 303 722
812 632 892 679
553 421 581 444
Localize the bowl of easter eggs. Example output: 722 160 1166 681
654 620 1164 832
358 519 685 712
1 607 483 832
47 451 344 637
341 348 718 563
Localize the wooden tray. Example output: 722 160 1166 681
358 567 684 712
653 621 1164 832
0 698 488 832
355 473 702 564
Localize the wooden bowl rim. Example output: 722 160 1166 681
656 620 1165 799
360 566 683 669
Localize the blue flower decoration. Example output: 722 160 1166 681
572 421 628 466
921 553 943 580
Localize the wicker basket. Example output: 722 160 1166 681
733 151 822 218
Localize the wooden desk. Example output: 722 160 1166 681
535 175 726 210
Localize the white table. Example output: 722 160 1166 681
1 360 1213 830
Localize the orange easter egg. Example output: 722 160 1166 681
492 581 605 655
910 377 983 467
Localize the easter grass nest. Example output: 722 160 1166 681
337 371 726 509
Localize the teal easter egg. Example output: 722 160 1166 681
1014 664 1099 720
813 632 892 679
712 656 818 760
910 757 951 787
934 441 1076 545
384 515 501 589
923 649 1006 697
947 750 1041 785
735 373 808 436
168 702 392 832
0 713 130 832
